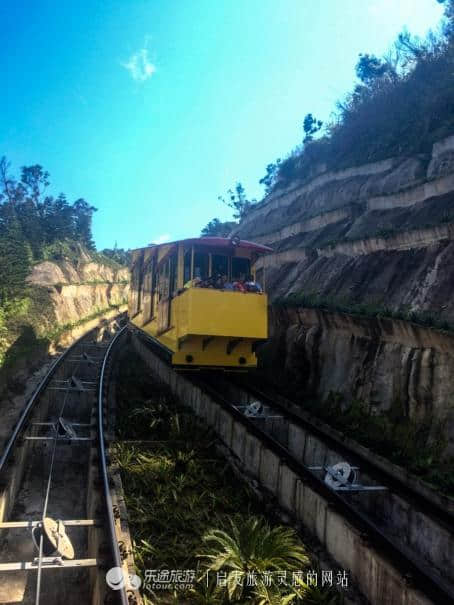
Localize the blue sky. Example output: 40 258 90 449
0 0 444 250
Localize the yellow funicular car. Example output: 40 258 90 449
129 236 272 368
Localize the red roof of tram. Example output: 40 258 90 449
135 236 272 254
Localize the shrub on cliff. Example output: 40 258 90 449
272 3 454 188
201 217 237 237
202 182 256 237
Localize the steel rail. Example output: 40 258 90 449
231 376 454 527
192 376 454 604
0 314 126 604
133 326 454 601
0 322 108 476
97 325 128 605
35 354 83 605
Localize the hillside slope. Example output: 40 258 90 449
236 134 454 323
0 246 129 390
234 135 454 471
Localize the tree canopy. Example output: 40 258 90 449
201 218 237 237
201 182 256 238
0 157 98 302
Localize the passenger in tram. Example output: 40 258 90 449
184 266 205 289
221 274 234 290
233 275 247 292
200 274 216 288
214 273 225 289
245 275 263 293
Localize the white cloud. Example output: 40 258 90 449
122 48 156 82
151 234 171 245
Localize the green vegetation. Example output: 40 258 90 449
303 393 454 496
273 3 454 187
113 352 344 604
201 183 256 237
0 289 55 371
302 114 323 144
0 157 98 367
259 160 282 196
201 218 237 238
277 292 454 333
202 4 454 236
198 517 316 604
0 157 97 303
0 299 126 391
95 245 132 269
0 157 130 377
44 301 126 342
273 295 454 495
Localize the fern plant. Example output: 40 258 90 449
197 516 309 603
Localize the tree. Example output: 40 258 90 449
0 157 99 261
438 0 454 37
14 199 45 258
44 194 74 242
101 246 132 266
303 113 323 143
355 53 392 84
259 159 281 195
219 182 255 221
20 164 50 206
72 198 97 250
201 218 236 237
0 204 31 304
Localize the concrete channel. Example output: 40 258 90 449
130 329 451 605
214 376 454 600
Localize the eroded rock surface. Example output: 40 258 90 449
236 134 454 321
260 306 454 453
236 134 454 449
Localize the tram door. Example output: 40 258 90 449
157 254 177 333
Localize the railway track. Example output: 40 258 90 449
194 372 454 604
0 316 128 605
133 328 454 604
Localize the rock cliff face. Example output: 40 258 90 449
0 252 129 389
28 260 129 287
27 259 129 326
235 134 454 320
0 252 129 437
235 134 454 451
260 306 454 452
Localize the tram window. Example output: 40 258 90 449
158 261 170 300
132 254 144 312
194 252 209 280
143 258 154 320
131 262 140 293
170 254 177 296
212 254 228 277
131 261 142 315
183 249 191 284
256 268 265 292
232 257 250 280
